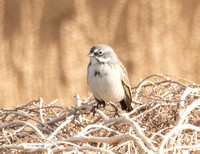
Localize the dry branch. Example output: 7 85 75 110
0 74 199 153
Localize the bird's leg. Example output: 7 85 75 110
91 105 97 116
108 102 119 117
91 99 106 116
99 101 106 108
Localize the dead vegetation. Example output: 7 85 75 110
0 74 200 153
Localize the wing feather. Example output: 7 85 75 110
118 62 133 111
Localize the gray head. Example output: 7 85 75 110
88 44 119 63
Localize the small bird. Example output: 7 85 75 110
87 44 133 112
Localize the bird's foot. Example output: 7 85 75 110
114 110 120 117
91 105 98 116
91 102 106 116
109 102 120 117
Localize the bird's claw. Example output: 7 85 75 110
114 110 120 117
91 104 98 116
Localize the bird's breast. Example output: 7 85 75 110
88 63 125 102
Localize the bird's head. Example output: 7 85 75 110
88 44 119 64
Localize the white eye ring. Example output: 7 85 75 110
98 50 104 55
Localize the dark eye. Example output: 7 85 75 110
98 50 104 55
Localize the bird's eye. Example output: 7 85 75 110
98 50 104 55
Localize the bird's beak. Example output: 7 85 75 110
88 52 95 57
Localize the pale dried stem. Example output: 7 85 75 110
0 74 199 153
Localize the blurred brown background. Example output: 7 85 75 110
0 0 200 108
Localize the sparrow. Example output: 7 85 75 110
87 44 133 112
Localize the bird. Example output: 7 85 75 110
87 44 133 112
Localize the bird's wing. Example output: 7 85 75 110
87 61 91 85
118 62 132 103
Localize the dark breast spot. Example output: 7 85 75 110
94 70 101 77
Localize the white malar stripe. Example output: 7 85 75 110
96 57 111 63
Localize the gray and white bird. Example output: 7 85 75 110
87 44 133 112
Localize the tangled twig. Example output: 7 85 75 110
0 74 199 153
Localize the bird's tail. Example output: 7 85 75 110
119 99 133 112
